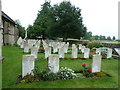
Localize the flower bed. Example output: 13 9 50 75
16 67 79 84
74 63 111 78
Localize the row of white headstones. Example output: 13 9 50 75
17 37 112 77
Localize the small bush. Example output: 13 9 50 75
81 63 94 78
87 41 103 49
101 53 107 59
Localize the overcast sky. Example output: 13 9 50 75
1 0 119 39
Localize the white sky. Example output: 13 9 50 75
1 0 119 39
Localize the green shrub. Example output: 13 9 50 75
40 69 58 81
89 53 93 59
81 63 93 78
87 40 103 49
101 53 107 59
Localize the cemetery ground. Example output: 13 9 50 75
2 46 118 88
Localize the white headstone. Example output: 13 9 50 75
53 44 58 53
45 47 51 58
78 44 82 50
24 40 29 53
17 37 22 46
58 47 64 58
48 54 59 73
72 46 78 58
92 54 102 73
81 46 85 53
20 39 24 49
84 48 90 58
22 55 35 77
31 47 38 59
107 48 112 58
64 44 69 53
96 48 101 55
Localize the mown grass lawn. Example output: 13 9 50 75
2 46 118 88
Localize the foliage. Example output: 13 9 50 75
101 53 107 59
21 74 39 83
27 1 87 40
32 67 78 81
27 1 53 39
87 40 103 49
35 68 58 81
48 1 86 41
57 67 78 80
39 41 44 53
91 35 106 40
112 36 116 40
106 36 112 40
15 19 25 38
83 31 92 40
81 63 93 78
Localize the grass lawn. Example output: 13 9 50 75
2 46 118 88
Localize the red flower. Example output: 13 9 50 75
87 69 92 72
90 63 92 64
104 53 107 55
40 48 43 50
82 63 86 66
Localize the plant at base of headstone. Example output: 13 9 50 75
39 41 44 53
57 67 78 80
39 47 44 53
33 68 58 81
81 63 94 78
101 53 107 59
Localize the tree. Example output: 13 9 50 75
107 36 111 40
112 36 116 40
99 35 106 40
83 31 92 40
33 1 53 39
15 20 25 38
47 1 87 41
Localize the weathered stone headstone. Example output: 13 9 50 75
24 40 29 53
22 55 35 77
17 37 22 46
96 48 101 55
107 48 112 58
78 44 82 50
45 47 51 58
64 44 69 53
58 47 64 58
53 44 58 53
48 54 59 73
72 46 78 58
92 54 102 73
20 39 24 49
81 46 85 53
31 47 38 59
84 48 90 58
